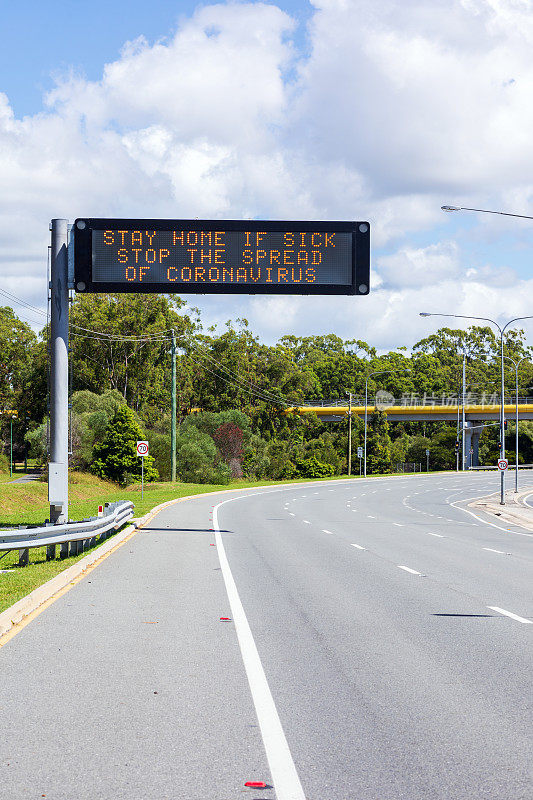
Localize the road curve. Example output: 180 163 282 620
0 471 531 799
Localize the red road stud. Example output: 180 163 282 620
210 543 215 546
244 781 267 788
220 617 231 621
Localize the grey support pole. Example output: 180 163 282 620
500 331 505 504
171 331 177 483
462 353 466 471
515 365 519 492
49 219 69 524
347 392 352 476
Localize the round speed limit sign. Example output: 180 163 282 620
136 440 149 457
497 458 508 471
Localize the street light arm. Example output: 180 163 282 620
419 311 502 334
501 315 533 335
441 205 533 220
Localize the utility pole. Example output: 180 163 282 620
49 219 69 523
171 330 177 482
347 392 352 476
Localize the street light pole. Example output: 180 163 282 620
503 355 527 492
462 352 466 471
420 312 533 504
347 392 352 476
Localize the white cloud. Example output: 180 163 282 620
1 0 533 348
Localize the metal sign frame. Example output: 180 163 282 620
73 218 370 296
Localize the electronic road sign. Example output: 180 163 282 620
73 219 370 295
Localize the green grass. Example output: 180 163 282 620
0 468 439 616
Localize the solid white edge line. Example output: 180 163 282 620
214 499 306 800
450 495 533 537
397 565 422 575
351 544 366 550
487 606 532 624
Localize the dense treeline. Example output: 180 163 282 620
2 293 533 481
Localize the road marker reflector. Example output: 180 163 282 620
220 617 231 621
244 781 267 788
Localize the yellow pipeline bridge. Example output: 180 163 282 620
288 402 533 422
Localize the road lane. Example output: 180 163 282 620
0 472 531 799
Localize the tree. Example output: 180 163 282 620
175 424 230 484
213 422 244 477
69 293 196 415
367 411 393 473
91 406 158 485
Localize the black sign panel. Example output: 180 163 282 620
74 219 370 295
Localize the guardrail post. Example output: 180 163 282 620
46 545 56 561
18 548 29 567
60 542 69 559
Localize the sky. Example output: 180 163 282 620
2 0 533 351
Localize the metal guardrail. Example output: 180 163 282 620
0 501 134 565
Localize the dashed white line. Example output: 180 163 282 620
351 544 366 550
288 512 295 517
488 606 532 624
302 520 311 525
483 548 505 554
397 565 422 575
322 529 334 535
393 522 404 527
367 515 376 519
427 532 444 538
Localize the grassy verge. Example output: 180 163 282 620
0 468 442 615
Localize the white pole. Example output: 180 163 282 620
142 455 144 500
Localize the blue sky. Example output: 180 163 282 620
1 0 533 349
0 0 311 117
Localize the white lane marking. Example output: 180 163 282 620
398 565 422 575
213 499 307 800
300 495 307 498
427 533 444 538
351 544 366 550
487 606 532 624
322 529 334 535
302 520 311 524
288 512 295 517
483 548 505 554
367 515 376 519
393 522 404 527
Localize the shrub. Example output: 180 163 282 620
91 406 158 485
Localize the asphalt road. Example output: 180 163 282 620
0 472 531 799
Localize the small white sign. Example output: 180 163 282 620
137 440 149 457
425 449 430 456
497 458 508 471
357 447 363 458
